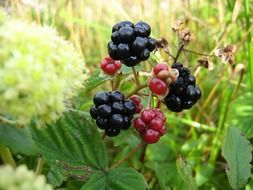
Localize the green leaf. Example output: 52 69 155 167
84 69 111 94
222 126 252 189
80 171 106 190
176 156 198 190
229 92 253 138
80 167 147 190
151 162 185 190
195 164 214 187
31 113 107 170
0 125 37 155
47 165 68 188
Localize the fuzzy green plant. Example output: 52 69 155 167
0 165 52 190
0 11 87 126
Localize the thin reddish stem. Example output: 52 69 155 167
111 141 145 169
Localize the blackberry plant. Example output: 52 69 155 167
0 2 249 189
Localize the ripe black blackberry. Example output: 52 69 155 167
164 63 201 112
90 91 136 136
108 21 156 67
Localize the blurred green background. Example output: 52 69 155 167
1 0 253 189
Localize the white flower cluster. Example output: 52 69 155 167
0 10 87 126
0 165 53 190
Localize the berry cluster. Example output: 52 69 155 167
164 63 201 112
130 95 143 114
149 63 179 96
90 91 136 137
100 56 121 75
108 21 156 67
134 109 166 144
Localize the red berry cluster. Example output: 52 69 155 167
130 95 143 114
149 63 179 96
100 56 122 75
134 108 166 144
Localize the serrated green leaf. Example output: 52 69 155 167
80 167 147 190
0 125 37 155
31 113 107 170
80 171 106 190
222 126 252 189
84 69 111 94
176 156 198 190
47 165 68 188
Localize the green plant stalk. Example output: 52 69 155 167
244 0 253 91
126 84 148 99
209 87 233 164
35 157 44 176
0 144 16 167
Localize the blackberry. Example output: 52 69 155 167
90 91 136 137
108 20 156 67
164 63 201 112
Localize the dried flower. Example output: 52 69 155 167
215 44 236 65
0 11 87 126
197 57 214 71
172 18 189 32
179 28 192 46
0 165 52 190
156 38 169 49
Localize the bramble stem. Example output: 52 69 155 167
35 157 44 176
174 45 184 63
0 144 16 167
126 84 148 99
111 141 145 169
182 48 216 57
147 91 153 108
156 99 161 108
110 79 114 91
162 47 176 60
140 143 148 163
132 67 140 86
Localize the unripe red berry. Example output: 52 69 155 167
149 78 167 95
153 63 168 76
154 109 166 122
130 96 142 114
136 104 143 113
114 61 122 70
133 118 146 133
105 64 117 75
130 95 141 105
149 117 164 131
100 56 122 75
143 129 160 144
105 56 113 62
159 125 166 136
157 70 170 80
141 109 156 124
100 60 108 70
